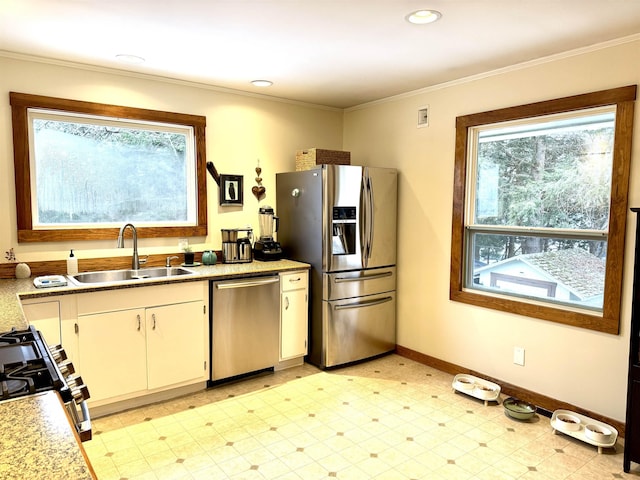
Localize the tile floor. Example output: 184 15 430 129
84 354 639 479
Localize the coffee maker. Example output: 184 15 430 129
221 227 253 263
253 206 283 261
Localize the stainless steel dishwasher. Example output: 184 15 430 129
210 275 280 381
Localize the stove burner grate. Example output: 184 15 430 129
0 360 56 400
2 378 34 399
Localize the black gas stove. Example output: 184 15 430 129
0 326 91 441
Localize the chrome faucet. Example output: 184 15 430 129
117 223 147 270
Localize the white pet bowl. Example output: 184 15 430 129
454 376 475 390
473 384 498 400
584 424 612 443
555 413 581 432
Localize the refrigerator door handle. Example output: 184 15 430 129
359 175 367 267
360 170 374 268
334 271 393 283
366 171 374 263
334 296 393 310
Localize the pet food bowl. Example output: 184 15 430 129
503 397 536 420
473 384 498 400
555 413 581 432
453 375 475 391
584 424 612 443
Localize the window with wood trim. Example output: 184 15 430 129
450 86 636 334
10 92 207 242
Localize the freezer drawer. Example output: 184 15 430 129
323 267 396 301
322 291 396 368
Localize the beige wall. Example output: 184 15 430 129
343 37 640 422
0 56 343 262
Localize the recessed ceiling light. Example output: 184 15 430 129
115 54 145 64
251 80 273 87
406 9 442 25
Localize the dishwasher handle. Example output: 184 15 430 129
215 277 279 290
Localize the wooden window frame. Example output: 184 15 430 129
10 92 208 243
450 85 637 334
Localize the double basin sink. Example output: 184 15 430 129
67 267 196 286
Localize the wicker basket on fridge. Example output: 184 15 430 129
295 148 351 171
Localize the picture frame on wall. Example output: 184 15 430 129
220 174 243 206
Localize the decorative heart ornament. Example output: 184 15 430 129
252 185 266 199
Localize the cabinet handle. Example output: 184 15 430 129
137 314 141 331
289 277 301 283
74 323 79 334
285 296 290 310
152 313 156 330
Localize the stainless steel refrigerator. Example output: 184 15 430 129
276 165 397 368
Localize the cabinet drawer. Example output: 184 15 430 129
280 271 308 292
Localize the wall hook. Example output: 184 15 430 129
206 161 221 186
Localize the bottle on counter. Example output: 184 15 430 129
66 250 78 275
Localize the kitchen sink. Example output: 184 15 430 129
67 267 196 286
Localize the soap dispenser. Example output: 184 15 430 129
66 249 78 275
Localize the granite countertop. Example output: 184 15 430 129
0 391 96 479
0 259 310 332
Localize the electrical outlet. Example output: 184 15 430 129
513 346 525 366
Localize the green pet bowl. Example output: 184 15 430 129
503 397 536 420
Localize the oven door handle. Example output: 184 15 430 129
78 401 92 441
334 296 393 310
65 400 92 442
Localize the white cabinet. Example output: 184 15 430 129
77 309 147 402
146 301 205 390
74 282 208 405
21 300 61 346
279 271 308 360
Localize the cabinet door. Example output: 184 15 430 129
77 309 147 403
22 301 61 346
280 288 308 360
146 301 205 390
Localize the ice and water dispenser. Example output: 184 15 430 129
331 206 356 255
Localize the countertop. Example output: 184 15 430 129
0 259 310 332
0 391 96 479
